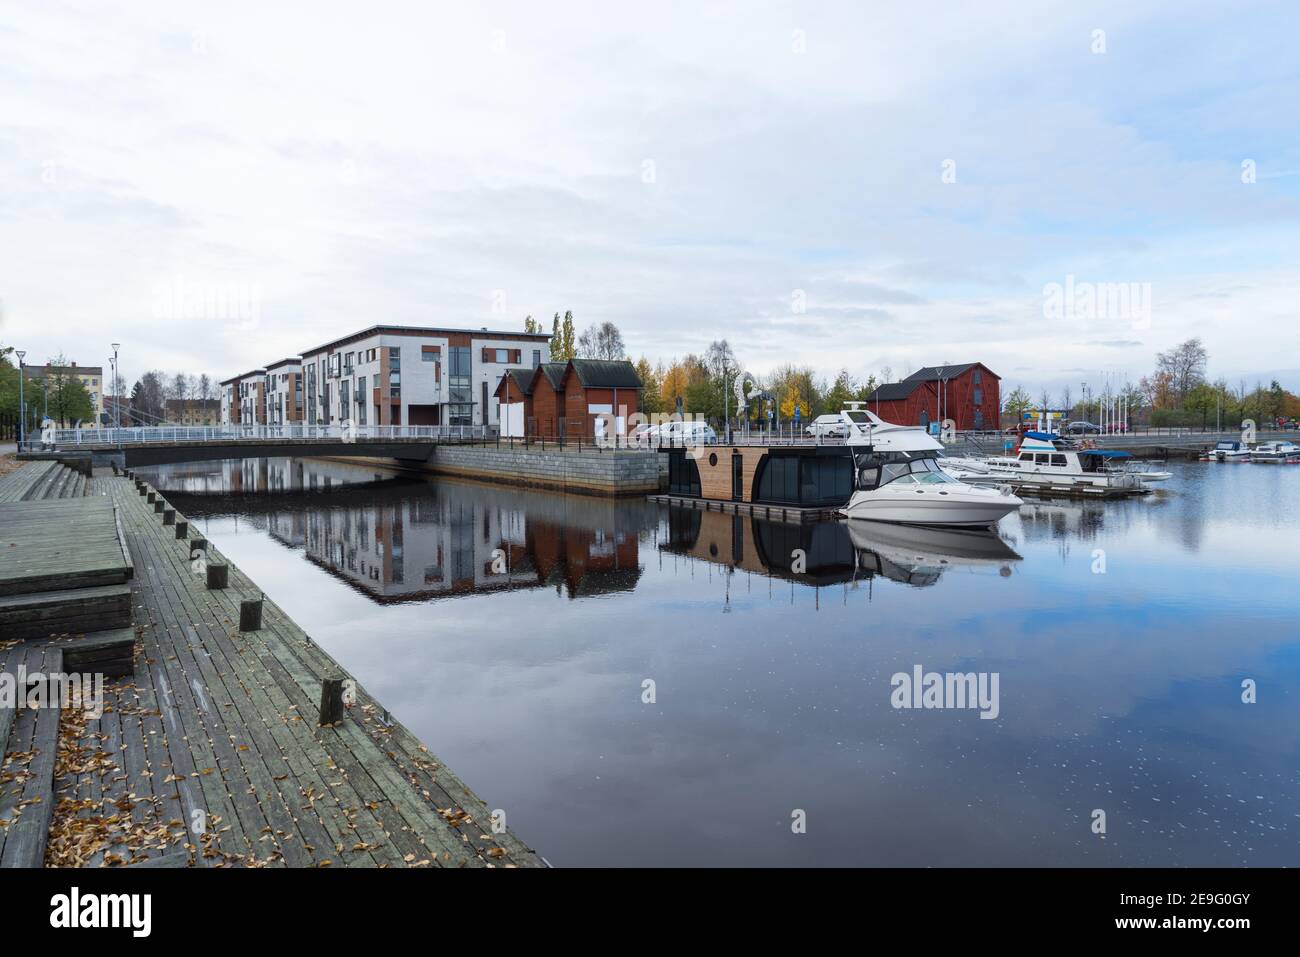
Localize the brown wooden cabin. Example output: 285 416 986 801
665 444 855 507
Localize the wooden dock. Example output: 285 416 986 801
0 462 544 868
647 493 841 523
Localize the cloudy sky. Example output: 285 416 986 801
1 1 1296 397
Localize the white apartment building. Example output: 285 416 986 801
219 369 266 425
263 357 303 425
298 325 551 428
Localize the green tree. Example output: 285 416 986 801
823 369 856 413
634 357 663 414
561 310 576 359
1185 382 1219 429
43 355 94 427
550 313 563 360
523 314 539 334
1002 385 1033 426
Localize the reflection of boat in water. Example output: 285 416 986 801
662 507 1021 589
846 521 1022 571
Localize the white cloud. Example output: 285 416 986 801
0 0 1296 396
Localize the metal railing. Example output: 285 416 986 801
19 423 490 450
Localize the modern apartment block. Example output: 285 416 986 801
263 357 304 425
298 325 551 428
219 369 267 425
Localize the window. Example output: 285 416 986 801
973 369 982 384
973 388 983 405
532 349 541 368
422 347 437 362
1051 454 1067 466
448 346 472 425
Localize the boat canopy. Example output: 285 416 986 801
1077 449 1132 458
1024 431 1060 441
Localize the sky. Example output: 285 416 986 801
1 0 1297 399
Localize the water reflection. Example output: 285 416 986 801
138 457 1300 867
167 458 646 603
167 458 1021 599
663 508 1020 589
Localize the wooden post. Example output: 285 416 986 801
146 491 156 503
175 520 188 539
163 508 175 525
139 485 148 496
153 499 165 513
319 678 346 726
206 563 228 589
191 536 207 552
239 596 263 631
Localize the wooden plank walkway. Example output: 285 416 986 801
0 497 133 596
23 472 543 868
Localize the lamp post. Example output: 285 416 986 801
111 343 121 429
15 350 25 448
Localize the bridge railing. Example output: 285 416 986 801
19 423 490 450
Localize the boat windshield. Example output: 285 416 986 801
862 455 956 489
1215 442 1237 450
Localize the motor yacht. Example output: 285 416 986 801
1207 440 1252 462
836 405 1023 527
1249 440 1300 463
940 432 1154 490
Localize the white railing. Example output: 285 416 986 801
20 423 490 450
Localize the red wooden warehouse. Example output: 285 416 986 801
864 363 1000 431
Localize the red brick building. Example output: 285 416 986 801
494 359 642 438
864 363 1000 431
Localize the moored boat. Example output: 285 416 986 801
1249 440 1300 463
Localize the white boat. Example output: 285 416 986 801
1208 440 1252 462
1249 440 1300 463
941 432 1150 491
836 405 1023 527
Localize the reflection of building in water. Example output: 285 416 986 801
296 493 642 602
157 461 647 604
661 508 1020 590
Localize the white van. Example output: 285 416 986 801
805 414 849 438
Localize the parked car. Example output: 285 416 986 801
1065 421 1101 435
659 420 718 445
804 414 849 438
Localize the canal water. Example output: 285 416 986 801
145 457 1300 866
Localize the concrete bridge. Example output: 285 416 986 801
17 424 488 468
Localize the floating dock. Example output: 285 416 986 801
0 461 543 868
646 493 841 523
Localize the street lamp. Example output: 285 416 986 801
15 350 25 448
111 343 121 429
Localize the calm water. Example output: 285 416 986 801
143 457 1300 867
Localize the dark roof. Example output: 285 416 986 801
495 367 537 397
534 362 569 390
903 363 989 382
866 381 921 401
265 357 302 371
867 363 997 403
566 359 642 389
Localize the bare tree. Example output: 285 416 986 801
576 321 626 360
1155 337 1208 402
